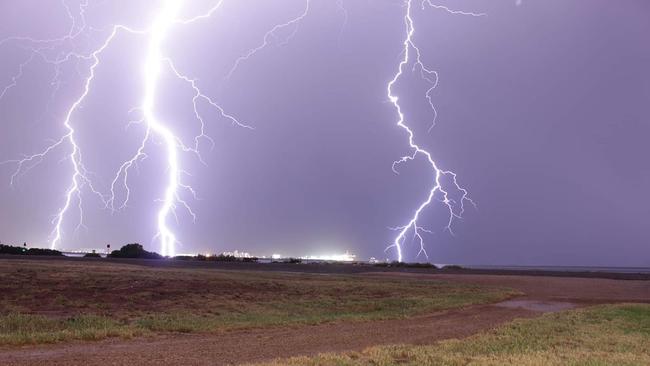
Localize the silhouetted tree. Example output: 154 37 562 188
108 243 162 259
0 244 62 256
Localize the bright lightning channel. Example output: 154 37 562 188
140 0 183 258
224 0 480 262
2 0 480 261
385 0 482 262
1 23 146 251
1 0 246 256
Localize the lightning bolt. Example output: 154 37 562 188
1 0 247 256
137 0 185 258
226 0 312 79
1 20 145 249
2 0 480 261
385 0 483 262
223 0 480 262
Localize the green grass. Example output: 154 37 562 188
0 314 142 345
255 304 650 366
0 260 516 345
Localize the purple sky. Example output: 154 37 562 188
1 0 649 266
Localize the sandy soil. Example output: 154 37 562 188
2 272 648 366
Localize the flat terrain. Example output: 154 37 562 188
0 259 513 343
7 255 650 280
0 258 648 365
259 304 650 365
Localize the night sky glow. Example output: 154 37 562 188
1 0 649 266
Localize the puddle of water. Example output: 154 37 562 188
495 300 577 312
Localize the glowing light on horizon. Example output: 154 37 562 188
301 251 356 262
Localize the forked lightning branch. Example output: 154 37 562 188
0 0 481 260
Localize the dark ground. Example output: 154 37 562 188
2 254 649 280
1 256 649 365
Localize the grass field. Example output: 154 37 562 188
257 304 650 365
0 260 516 346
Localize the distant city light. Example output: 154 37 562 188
221 250 253 258
300 251 356 262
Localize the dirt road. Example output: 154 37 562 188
2 273 648 366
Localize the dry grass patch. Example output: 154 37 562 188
0 259 515 345
256 304 650 366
